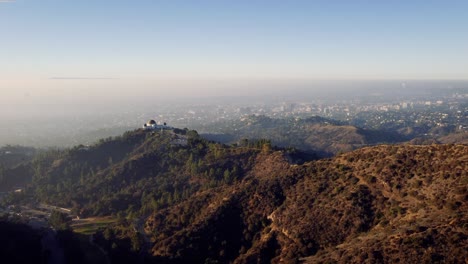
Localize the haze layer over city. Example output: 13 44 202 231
1 1 467 147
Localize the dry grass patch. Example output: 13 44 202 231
71 216 117 235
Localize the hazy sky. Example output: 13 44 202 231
1 0 468 102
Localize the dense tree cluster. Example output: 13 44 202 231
18 129 277 218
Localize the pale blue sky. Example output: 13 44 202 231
1 0 468 101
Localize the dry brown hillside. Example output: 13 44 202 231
438 132 468 144
139 144 467 263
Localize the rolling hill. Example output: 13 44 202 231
200 115 405 157
1 128 466 263
139 144 467 263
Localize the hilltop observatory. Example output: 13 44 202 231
143 120 172 130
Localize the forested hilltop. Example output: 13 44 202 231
0 128 467 263
11 129 292 217
199 115 467 157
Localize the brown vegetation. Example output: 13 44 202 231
142 144 467 263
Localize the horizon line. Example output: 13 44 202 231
50 77 119 80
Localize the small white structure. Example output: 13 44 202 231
143 119 172 131
143 119 158 129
